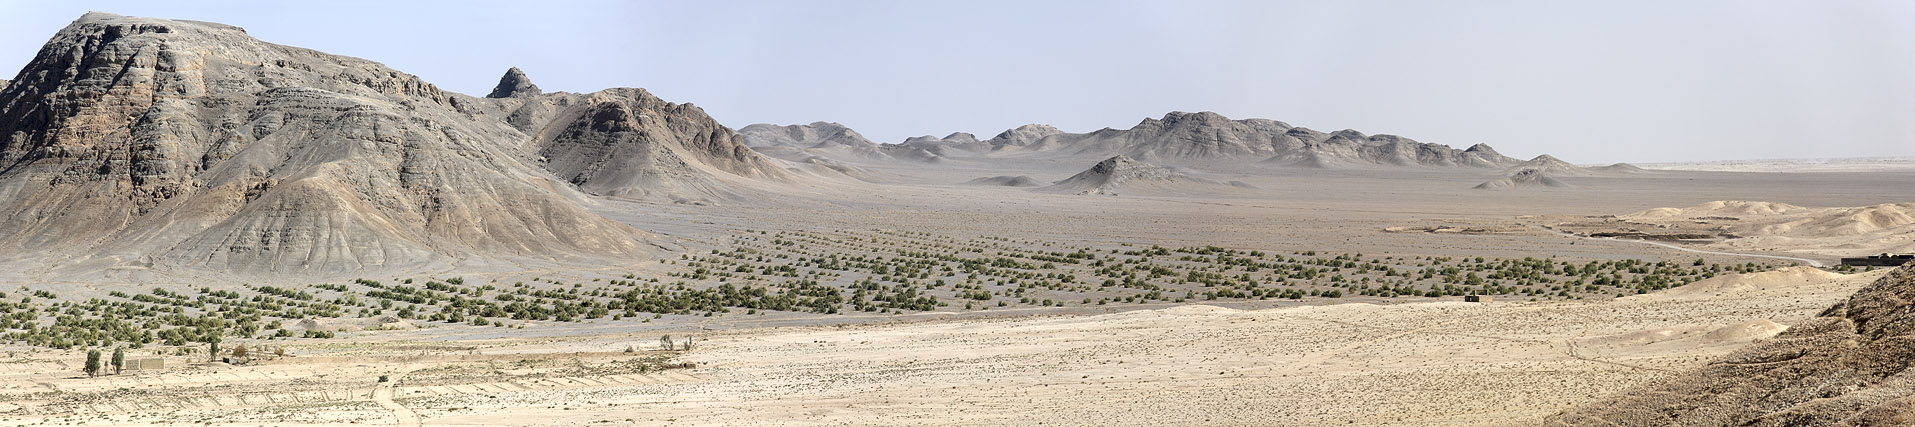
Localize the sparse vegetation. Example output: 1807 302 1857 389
0 229 1788 351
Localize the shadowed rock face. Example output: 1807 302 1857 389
1546 263 1915 426
0 13 779 278
486 67 540 98
531 88 785 203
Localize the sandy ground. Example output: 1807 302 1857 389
0 268 1882 426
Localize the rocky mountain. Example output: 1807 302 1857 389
485 67 539 98
1547 264 1915 425
1040 155 1247 196
986 124 1064 147
1011 111 1522 168
522 87 785 203
0 13 777 277
738 122 942 163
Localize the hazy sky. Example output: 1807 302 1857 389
3 1 1911 163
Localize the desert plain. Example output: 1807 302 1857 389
1 12 1914 427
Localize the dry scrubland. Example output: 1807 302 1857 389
0 267 1885 426
1 162 1912 426
4 13 1915 426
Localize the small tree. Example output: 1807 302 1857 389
111 347 125 375
208 339 221 363
84 349 101 377
659 334 674 351
231 344 249 363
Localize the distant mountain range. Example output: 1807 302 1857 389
742 111 1537 168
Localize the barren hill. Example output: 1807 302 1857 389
1547 263 1915 425
986 124 1064 147
0 13 777 277
1040 155 1244 196
1506 154 1592 176
1473 169 1573 190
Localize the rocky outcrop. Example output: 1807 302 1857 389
485 67 540 98
0 79 9 93
900 132 987 154
1505 154 1591 176
0 13 780 277
1546 264 1915 425
530 88 784 203
1472 169 1572 190
986 124 1064 147
1040 155 1241 196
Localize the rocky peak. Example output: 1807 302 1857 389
487 67 540 98
988 124 1064 146
1155 111 1230 125
1089 155 1147 175
941 132 979 144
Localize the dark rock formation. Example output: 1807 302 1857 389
486 67 540 98
965 175 1038 187
1546 264 1915 426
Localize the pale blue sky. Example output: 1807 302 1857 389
3 1 1911 163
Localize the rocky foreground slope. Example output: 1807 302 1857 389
0 13 780 277
1547 263 1915 425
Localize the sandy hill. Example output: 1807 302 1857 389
0 13 779 278
1547 264 1915 425
1630 201 1915 238
1473 169 1572 190
1626 266 1848 301
1038 155 1246 196
1001 111 1522 168
737 122 942 163
1592 162 1647 173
